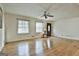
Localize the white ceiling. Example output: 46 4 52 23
2 3 79 21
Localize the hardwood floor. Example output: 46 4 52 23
2 37 79 56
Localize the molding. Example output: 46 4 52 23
6 36 41 43
60 36 79 40
0 45 4 52
54 34 79 40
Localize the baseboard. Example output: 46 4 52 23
54 34 79 40
0 45 4 52
6 36 41 43
60 36 79 40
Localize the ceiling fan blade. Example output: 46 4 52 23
45 15 47 19
47 14 54 17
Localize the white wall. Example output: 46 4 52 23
0 29 2 51
0 4 5 51
5 12 54 42
53 17 79 40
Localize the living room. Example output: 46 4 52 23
0 3 79 56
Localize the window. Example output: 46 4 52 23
18 20 29 34
36 22 43 33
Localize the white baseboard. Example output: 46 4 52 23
6 36 41 43
0 46 4 52
54 34 79 40
60 36 79 40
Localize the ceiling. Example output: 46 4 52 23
2 3 79 21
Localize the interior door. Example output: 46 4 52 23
47 23 51 36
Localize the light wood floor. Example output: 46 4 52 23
2 37 79 56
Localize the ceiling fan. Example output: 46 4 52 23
42 11 54 19
38 4 56 19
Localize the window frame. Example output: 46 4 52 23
35 21 44 33
17 19 30 34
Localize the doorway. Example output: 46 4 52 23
47 23 51 37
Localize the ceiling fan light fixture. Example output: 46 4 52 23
42 11 54 19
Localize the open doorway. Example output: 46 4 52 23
47 23 51 37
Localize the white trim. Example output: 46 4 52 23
6 36 41 43
0 44 4 52
54 34 79 40
60 36 79 40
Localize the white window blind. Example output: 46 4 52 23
36 22 43 33
18 20 29 34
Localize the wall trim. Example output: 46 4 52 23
0 45 4 52
54 34 79 40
